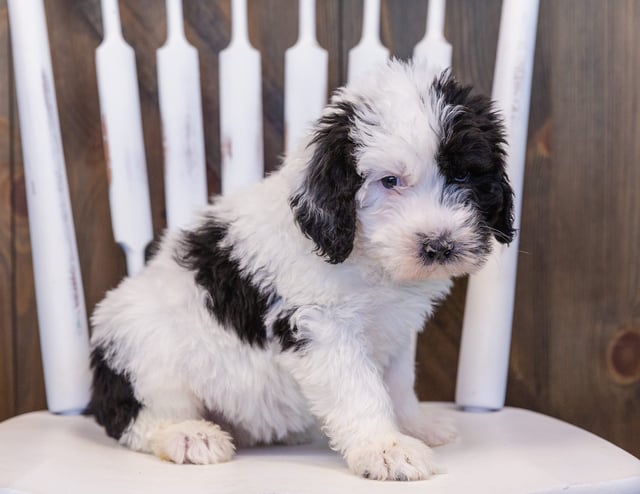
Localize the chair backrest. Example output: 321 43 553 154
7 0 538 415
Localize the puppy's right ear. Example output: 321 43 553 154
289 101 363 264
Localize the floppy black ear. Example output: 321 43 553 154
433 72 515 244
464 93 515 245
490 172 515 244
289 101 363 264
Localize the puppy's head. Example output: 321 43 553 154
290 60 514 281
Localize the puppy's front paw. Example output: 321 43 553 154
402 414 459 447
346 433 439 481
150 420 235 464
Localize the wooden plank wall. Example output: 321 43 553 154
0 0 14 420
0 0 638 457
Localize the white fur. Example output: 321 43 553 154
90 60 498 480
149 419 235 464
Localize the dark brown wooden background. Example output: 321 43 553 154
0 0 638 457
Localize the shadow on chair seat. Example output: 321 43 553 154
1 403 638 494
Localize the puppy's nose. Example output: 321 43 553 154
423 239 455 263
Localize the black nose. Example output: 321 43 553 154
423 239 455 263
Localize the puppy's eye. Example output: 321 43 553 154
381 176 399 189
452 171 471 183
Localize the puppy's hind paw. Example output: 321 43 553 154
346 433 441 481
150 420 235 464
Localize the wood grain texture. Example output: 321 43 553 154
0 0 15 420
1 0 638 458
508 0 640 456
381 0 427 60
339 0 362 84
182 0 230 194
248 0 343 173
248 0 296 174
315 1 343 100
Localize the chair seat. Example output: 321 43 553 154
0 402 638 494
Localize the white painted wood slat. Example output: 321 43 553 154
96 0 154 276
157 0 208 231
219 0 264 195
347 0 389 84
7 0 91 414
413 0 452 73
284 0 328 154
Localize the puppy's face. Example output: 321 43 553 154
291 62 514 281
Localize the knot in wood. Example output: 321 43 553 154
607 329 640 385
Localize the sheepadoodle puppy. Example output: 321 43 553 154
88 59 514 481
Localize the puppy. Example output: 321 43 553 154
88 60 514 481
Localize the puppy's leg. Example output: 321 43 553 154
384 337 458 447
120 392 235 465
148 419 235 464
283 312 438 481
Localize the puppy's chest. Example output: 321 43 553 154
360 286 435 356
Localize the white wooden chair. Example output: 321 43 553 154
1 1 639 493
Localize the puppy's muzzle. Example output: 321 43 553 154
422 238 455 264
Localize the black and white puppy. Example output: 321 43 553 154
88 60 513 481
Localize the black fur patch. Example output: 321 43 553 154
273 310 307 352
290 101 363 264
85 346 142 440
432 73 515 244
175 219 274 347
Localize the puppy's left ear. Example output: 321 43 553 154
290 101 363 264
433 72 515 244
491 171 515 244
462 93 515 245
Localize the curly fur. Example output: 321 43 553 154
88 60 513 480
